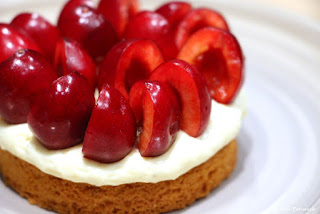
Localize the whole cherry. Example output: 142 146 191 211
11 13 61 62
28 72 95 150
155 1 192 31
0 49 57 124
0 24 41 63
124 11 176 60
58 3 118 61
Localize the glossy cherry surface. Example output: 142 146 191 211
0 24 41 63
11 13 60 62
98 39 164 99
28 72 95 150
150 59 211 137
124 11 176 60
97 0 139 37
155 1 192 31
54 38 96 90
178 27 244 103
0 49 57 124
129 80 180 157
58 3 118 60
82 85 136 163
175 8 229 49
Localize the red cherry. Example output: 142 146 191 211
0 24 41 63
0 49 57 124
28 72 95 150
54 38 96 90
11 13 61 62
58 3 118 60
129 80 180 157
98 39 164 99
97 0 139 37
178 27 244 103
150 59 211 137
175 8 230 49
155 1 192 31
82 85 136 163
57 0 95 26
124 11 176 60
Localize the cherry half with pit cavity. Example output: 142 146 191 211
129 80 180 157
150 59 211 137
178 27 244 104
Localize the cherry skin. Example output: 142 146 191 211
0 49 57 124
54 38 96 90
175 8 229 49
129 80 180 157
28 72 95 150
150 59 211 137
178 27 244 103
58 0 95 17
0 24 41 63
155 1 192 31
82 85 136 163
125 11 176 60
98 39 164 99
11 13 61 62
58 3 118 61
97 0 139 37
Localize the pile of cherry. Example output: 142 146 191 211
0 0 244 163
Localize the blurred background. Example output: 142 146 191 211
0 0 319 24
255 0 320 22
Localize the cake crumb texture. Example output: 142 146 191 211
0 140 236 214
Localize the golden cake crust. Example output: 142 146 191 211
0 140 237 214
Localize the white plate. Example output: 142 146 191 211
1 0 320 213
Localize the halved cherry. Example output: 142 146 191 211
98 39 164 99
129 80 180 157
28 72 95 150
11 13 61 62
0 49 57 124
175 8 229 50
54 38 96 90
0 24 41 63
155 1 192 31
178 27 244 104
97 0 139 37
150 59 211 137
82 85 136 163
58 3 118 61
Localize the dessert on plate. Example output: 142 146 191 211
0 0 246 213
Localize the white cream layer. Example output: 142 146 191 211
0 91 246 186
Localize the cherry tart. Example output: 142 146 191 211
0 0 244 162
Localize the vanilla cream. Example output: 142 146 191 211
0 91 246 186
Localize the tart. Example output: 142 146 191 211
0 0 245 213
